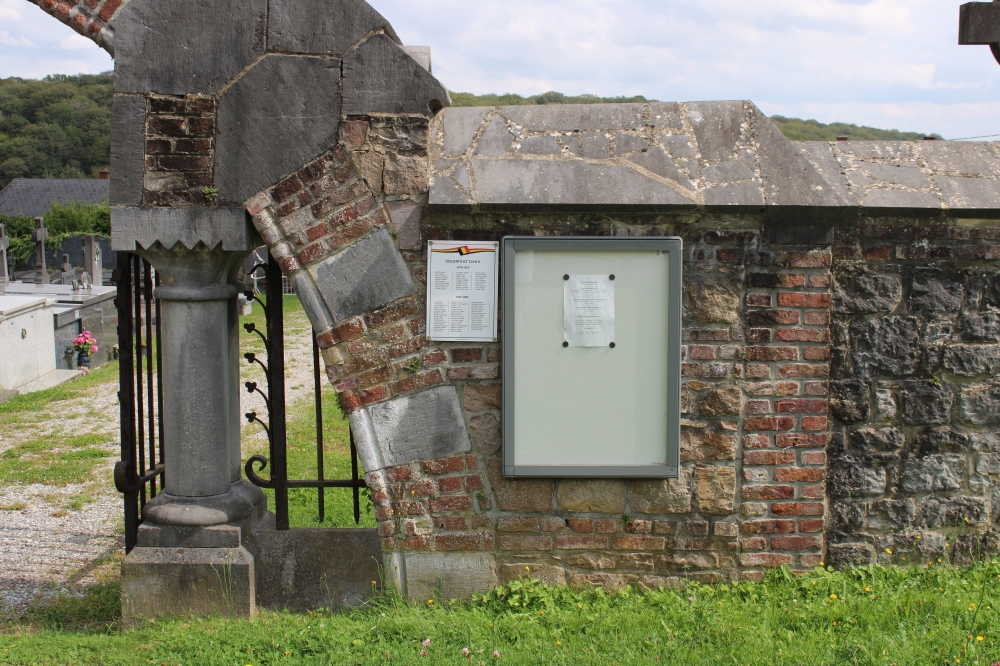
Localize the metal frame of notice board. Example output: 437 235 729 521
501 236 683 478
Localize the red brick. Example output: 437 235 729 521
612 536 666 550
296 242 327 266
742 520 796 535
568 518 594 533
682 363 730 378
865 246 891 261
746 328 772 343
746 364 770 378
744 417 795 431
441 516 470 531
741 553 793 567
97 0 122 21
378 521 396 537
742 537 767 551
771 536 821 550
487 347 502 362
430 496 472 512
390 369 444 394
447 365 500 380
807 274 831 288
403 536 431 551
687 328 730 341
329 217 373 249
804 311 829 325
778 250 831 268
357 385 387 406
774 399 827 414
777 328 829 343
777 293 830 308
746 294 771 307
541 518 566 532
451 347 484 362
746 310 800 326
804 347 831 361
385 466 412 483
385 337 425 360
437 476 463 493
355 365 392 389
804 381 828 396
777 364 829 378
423 456 466 475
333 377 358 393
689 345 717 360
801 451 826 465
801 485 826 499
329 204 358 229
745 400 770 414
339 393 361 411
497 517 538 532
406 479 436 497
422 350 447 366
465 475 484 491
747 346 798 362
799 519 825 533
774 467 825 482
776 433 828 448
742 485 794 500
556 536 609 549
356 195 376 214
436 533 484 551
595 519 619 534
498 535 553 550
802 416 828 430
744 450 796 466
743 434 770 450
772 502 824 517
187 117 214 136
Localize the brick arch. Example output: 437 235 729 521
25 0 126 54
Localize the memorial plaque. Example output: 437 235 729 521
502 236 682 478
426 240 499 342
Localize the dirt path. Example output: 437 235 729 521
0 302 315 616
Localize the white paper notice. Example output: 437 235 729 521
564 275 615 347
426 241 499 341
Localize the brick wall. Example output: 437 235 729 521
144 95 217 206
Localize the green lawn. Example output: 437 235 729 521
2 562 1000 665
241 295 375 529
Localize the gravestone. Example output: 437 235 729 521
82 234 102 286
32 218 49 285
0 223 8 293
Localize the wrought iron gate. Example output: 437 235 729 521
242 252 367 530
112 253 164 554
115 250 366 550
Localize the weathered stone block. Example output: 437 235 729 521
830 502 866 532
867 499 916 530
971 433 1000 452
977 452 1000 475
900 454 965 494
875 388 897 419
121 546 255 623
343 34 450 116
960 312 1000 342
827 543 873 567
829 379 871 424
632 467 692 514
557 480 627 513
110 95 145 206
849 427 904 453
850 317 921 377
468 414 500 455
384 200 423 250
474 116 515 156
693 466 737 515
942 344 1000 377
685 276 741 324
486 461 553 513
114 0 266 95
958 380 1000 426
266 0 399 55
383 154 429 195
830 268 903 314
216 55 342 202
349 385 470 470
922 496 989 528
909 277 964 315
902 380 953 425
567 553 617 570
352 150 384 193
680 431 737 461
699 387 741 417
829 459 887 498
500 563 566 587
403 552 497 601
310 228 415 322
915 429 969 455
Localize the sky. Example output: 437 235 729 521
1 0 999 139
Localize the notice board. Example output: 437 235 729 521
502 237 682 478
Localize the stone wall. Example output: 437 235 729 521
828 223 1000 567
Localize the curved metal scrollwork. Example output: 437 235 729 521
244 454 275 488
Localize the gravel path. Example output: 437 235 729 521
0 302 315 616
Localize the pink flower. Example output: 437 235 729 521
419 649 427 657
493 650 501 658
91 345 98 353
462 648 470 657
422 638 431 647
83 331 92 340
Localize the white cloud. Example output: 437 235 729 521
59 33 96 50
0 29 31 47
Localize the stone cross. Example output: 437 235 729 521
82 234 102 287
0 223 8 291
32 217 49 285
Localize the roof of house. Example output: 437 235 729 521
0 178 109 218
429 102 1000 218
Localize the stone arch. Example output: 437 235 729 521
25 0 124 54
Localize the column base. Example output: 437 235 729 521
143 484 259 527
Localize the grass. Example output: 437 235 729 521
2 562 1000 664
0 360 118 428
241 295 375 529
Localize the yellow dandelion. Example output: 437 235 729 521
556 641 562 646
819 562 824 566
525 565 530 570
864 586 871 592
916 535 921 539
886 548 893 554
830 594 837 600
427 599 434 604
977 635 985 642
970 603 976 610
